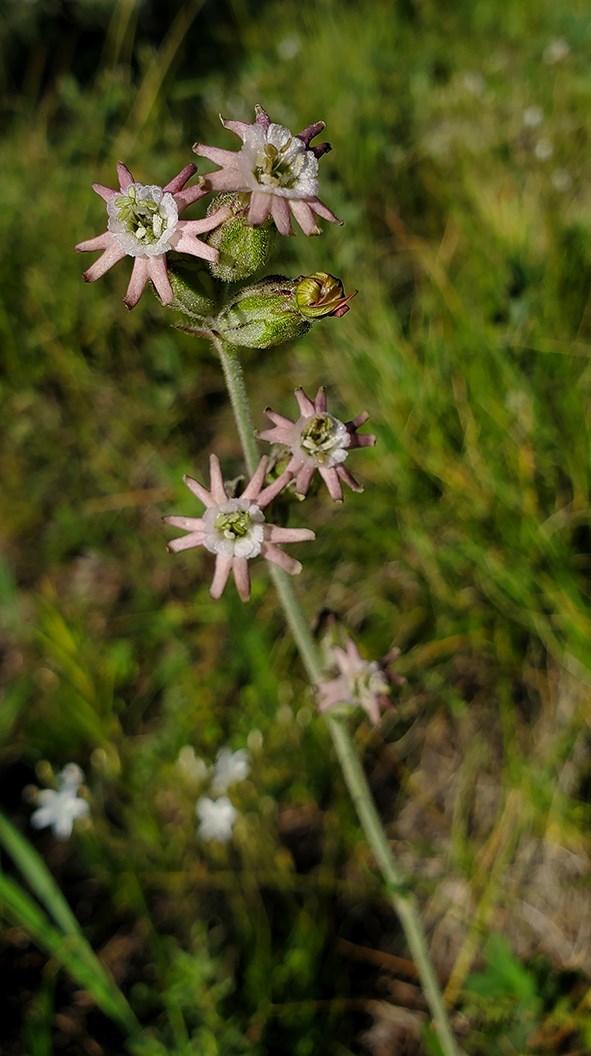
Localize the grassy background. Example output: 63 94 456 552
2 0 591 1053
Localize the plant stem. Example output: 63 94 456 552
215 337 462 1056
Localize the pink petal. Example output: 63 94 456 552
319 467 344 502
265 525 315 544
309 197 342 226
288 199 321 236
294 464 316 497
349 432 376 449
183 474 215 508
173 184 208 211
210 554 233 599
232 557 251 602
163 163 197 195
203 168 248 192
116 162 135 189
124 258 149 309
92 182 118 202
147 256 173 305
183 205 231 233
172 229 219 262
270 196 292 236
221 117 252 139
348 410 370 429
82 242 127 282
256 468 294 508
162 515 205 532
314 387 328 413
75 232 113 253
241 457 269 501
208 455 229 505
248 191 273 227
336 465 363 493
192 143 242 166
295 388 316 417
260 543 302 575
167 532 207 553
253 106 271 130
297 120 326 147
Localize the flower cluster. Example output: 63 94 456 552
180 746 251 843
29 764 89 839
77 105 341 307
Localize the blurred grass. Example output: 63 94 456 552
2 0 591 1052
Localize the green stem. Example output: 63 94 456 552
215 338 461 1056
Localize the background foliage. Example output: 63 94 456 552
2 0 591 1053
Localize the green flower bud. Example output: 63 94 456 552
294 272 356 318
204 193 275 282
167 257 217 319
214 276 311 348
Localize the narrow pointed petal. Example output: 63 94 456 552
82 242 127 282
348 411 370 429
184 205 231 233
232 557 251 602
314 387 328 413
173 183 208 211
222 117 252 138
202 168 248 192
319 467 344 502
162 515 206 532
295 388 316 417
75 232 113 253
91 182 118 202
209 554 233 599
257 468 293 508
192 143 242 166
253 105 271 130
336 465 363 493
167 532 207 553
124 258 149 309
270 196 292 236
184 474 215 508
260 543 302 575
294 465 316 497
297 120 326 146
148 256 173 305
266 526 315 544
208 455 229 505
309 197 343 225
288 199 321 236
241 457 269 501
116 162 134 189
349 432 376 448
264 408 295 430
248 191 273 227
163 163 197 195
172 228 219 262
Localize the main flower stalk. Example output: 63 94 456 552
214 336 461 1056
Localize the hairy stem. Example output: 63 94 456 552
215 337 462 1056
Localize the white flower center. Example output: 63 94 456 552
239 123 319 199
297 413 350 467
351 662 390 709
202 498 265 558
107 183 178 257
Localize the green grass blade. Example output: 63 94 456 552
0 810 82 935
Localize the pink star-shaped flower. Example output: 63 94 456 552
258 386 376 501
75 162 229 308
193 105 342 236
164 455 315 602
317 639 404 725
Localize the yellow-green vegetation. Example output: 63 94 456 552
2 0 591 1053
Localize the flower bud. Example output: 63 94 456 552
214 276 311 348
204 193 275 282
214 272 354 349
294 272 357 318
167 258 216 318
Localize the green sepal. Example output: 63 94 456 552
213 276 311 348
205 193 276 282
166 255 217 319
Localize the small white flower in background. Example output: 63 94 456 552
462 71 485 96
543 38 570 65
211 748 250 794
176 746 209 783
196 796 237 842
534 138 553 162
551 168 572 192
30 764 89 839
522 106 543 129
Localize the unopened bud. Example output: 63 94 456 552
294 272 356 318
205 193 275 282
214 276 310 348
214 272 355 349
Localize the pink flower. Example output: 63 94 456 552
193 105 342 236
164 455 315 602
258 386 376 501
317 639 404 725
75 162 229 308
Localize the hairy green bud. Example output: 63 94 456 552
167 257 217 319
205 193 275 282
214 276 310 348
